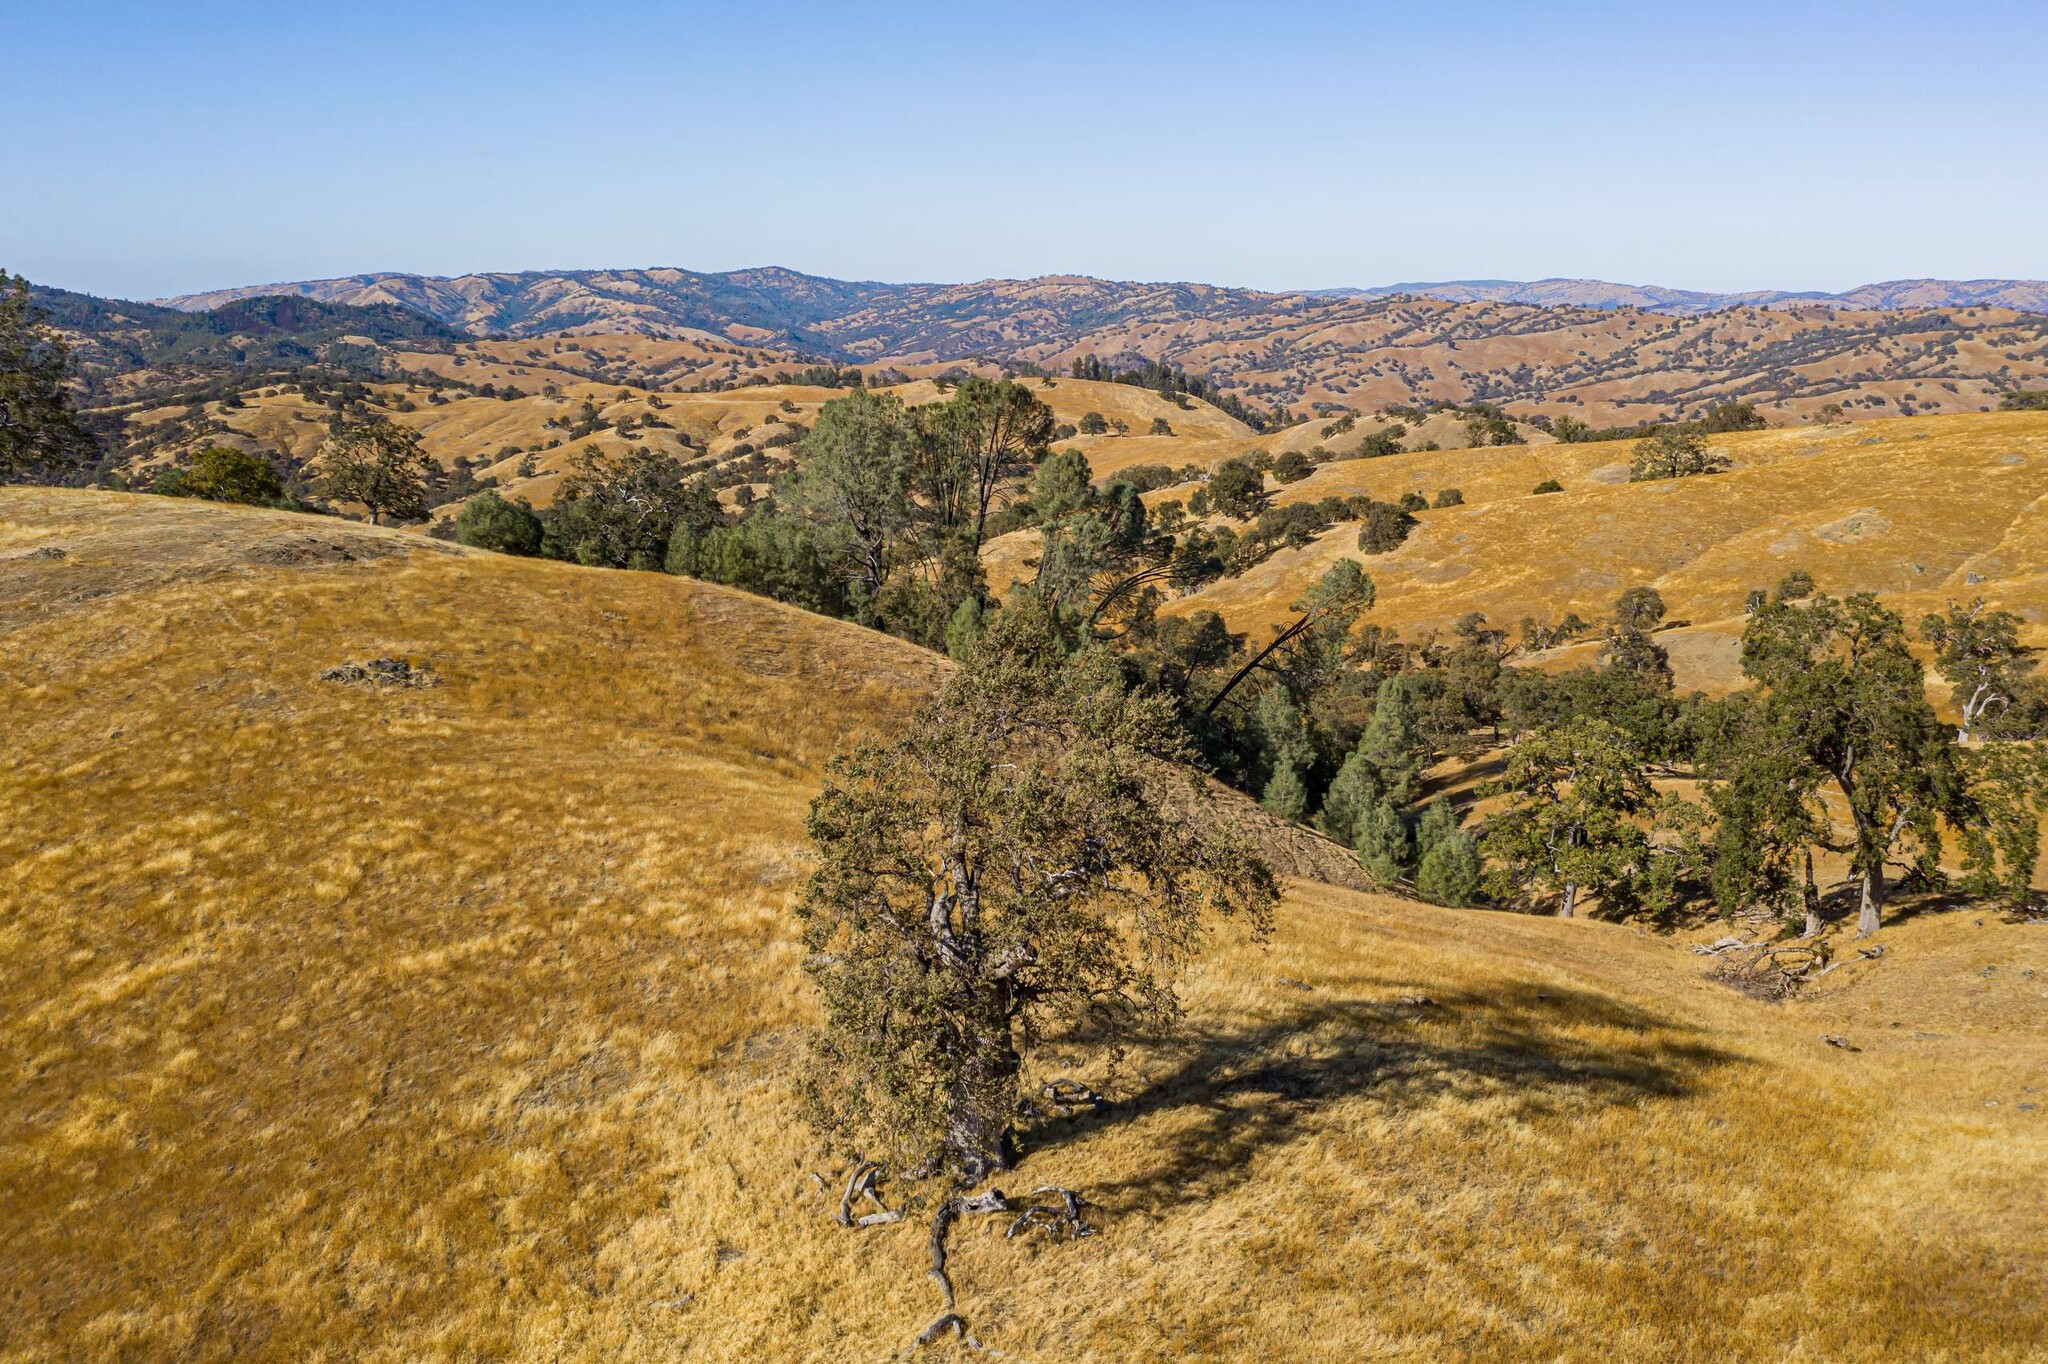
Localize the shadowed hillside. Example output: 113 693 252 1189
3 490 2044 1361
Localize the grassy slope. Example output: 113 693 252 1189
3 492 2045 1362
1000 409 2048 696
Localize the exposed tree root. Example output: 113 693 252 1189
835 1160 899 1228
910 1183 1093 1353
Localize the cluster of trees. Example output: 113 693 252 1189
455 379 1061 651
1066 353 1275 431
1545 399 1768 446
1475 579 2048 936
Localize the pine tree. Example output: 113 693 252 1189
1262 763 1309 822
1414 797 1461 863
1354 795 1411 883
1356 676 1422 806
1320 749 1381 846
1253 687 1315 820
1416 832 1483 906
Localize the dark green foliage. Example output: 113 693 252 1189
1416 831 1483 906
1254 688 1316 820
317 418 436 524
1356 501 1417 554
1920 598 2046 739
2001 390 2048 411
784 387 918 601
945 595 985 661
668 503 847 618
1738 591 1959 934
26 280 460 386
159 445 286 505
1271 451 1314 484
1955 745 2048 907
541 445 701 569
1205 458 1270 521
1532 478 1564 494
454 489 544 556
1698 401 1767 433
1482 717 1677 919
798 600 1278 1179
1067 353 1275 431
1697 695 1830 929
1353 796 1410 882
911 377 1055 554
1147 417 1173 436
1115 463 1196 494
1414 798 1460 864
1414 800 1482 907
1077 411 1109 435
1498 665 1692 764
1775 568 1816 602
0 273 96 481
1028 448 1096 524
1463 408 1525 447
1433 488 1464 508
1613 587 1666 632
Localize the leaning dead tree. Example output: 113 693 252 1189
797 598 1277 1348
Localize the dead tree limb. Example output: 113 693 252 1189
836 1161 878 1227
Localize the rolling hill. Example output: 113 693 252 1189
1311 276 2048 315
1056 409 2048 695
134 268 2048 427
3 488 2044 1361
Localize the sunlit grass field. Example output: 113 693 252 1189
3 490 2044 1361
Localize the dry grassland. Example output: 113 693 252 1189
994 410 2048 697
3 491 2045 1361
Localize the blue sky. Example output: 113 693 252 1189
4 0 2043 299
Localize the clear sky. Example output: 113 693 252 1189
5 0 2043 300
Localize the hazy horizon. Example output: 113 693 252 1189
8 0 2045 300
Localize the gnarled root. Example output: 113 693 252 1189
832 1160 903 1227
910 1183 1093 1353
1006 1186 1092 1242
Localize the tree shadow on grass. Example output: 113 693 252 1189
1024 981 1741 1213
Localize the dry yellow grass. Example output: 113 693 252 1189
1055 409 2048 695
4 490 2046 1361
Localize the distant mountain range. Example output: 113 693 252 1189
1304 277 2048 315
38 265 2048 427
158 269 2048 342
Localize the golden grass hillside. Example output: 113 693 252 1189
1016 409 2048 695
4 490 2046 1362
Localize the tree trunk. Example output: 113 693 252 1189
942 995 1021 1182
1558 881 1578 919
1801 848 1823 939
1856 863 1883 938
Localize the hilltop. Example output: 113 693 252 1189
3 489 2044 1361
